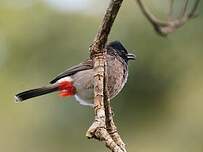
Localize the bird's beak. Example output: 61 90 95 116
127 53 136 60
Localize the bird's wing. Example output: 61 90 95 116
50 60 93 84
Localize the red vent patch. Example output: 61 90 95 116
58 81 76 96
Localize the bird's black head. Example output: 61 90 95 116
107 41 136 63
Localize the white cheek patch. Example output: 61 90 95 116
57 76 73 83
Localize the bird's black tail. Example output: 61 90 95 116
15 85 59 102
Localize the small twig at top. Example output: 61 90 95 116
136 0 200 36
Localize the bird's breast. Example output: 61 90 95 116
106 54 128 99
72 54 128 106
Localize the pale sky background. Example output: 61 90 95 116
45 0 91 11
44 0 108 13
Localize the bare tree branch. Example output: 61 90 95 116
90 0 124 56
188 0 200 18
105 99 126 151
86 0 126 151
104 68 126 151
168 0 174 21
179 0 189 18
136 0 200 36
85 0 200 151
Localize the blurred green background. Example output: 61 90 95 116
0 0 203 152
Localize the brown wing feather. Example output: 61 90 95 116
50 59 93 84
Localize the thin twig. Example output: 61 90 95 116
188 0 200 18
90 0 124 56
136 0 200 36
167 0 174 21
105 99 127 152
179 0 189 18
104 63 126 152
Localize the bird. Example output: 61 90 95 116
15 41 136 106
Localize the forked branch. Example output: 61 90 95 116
86 0 126 152
85 0 200 151
136 0 200 36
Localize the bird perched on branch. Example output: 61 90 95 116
15 41 136 106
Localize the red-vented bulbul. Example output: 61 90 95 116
15 41 135 106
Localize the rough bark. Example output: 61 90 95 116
85 0 200 151
86 0 126 152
